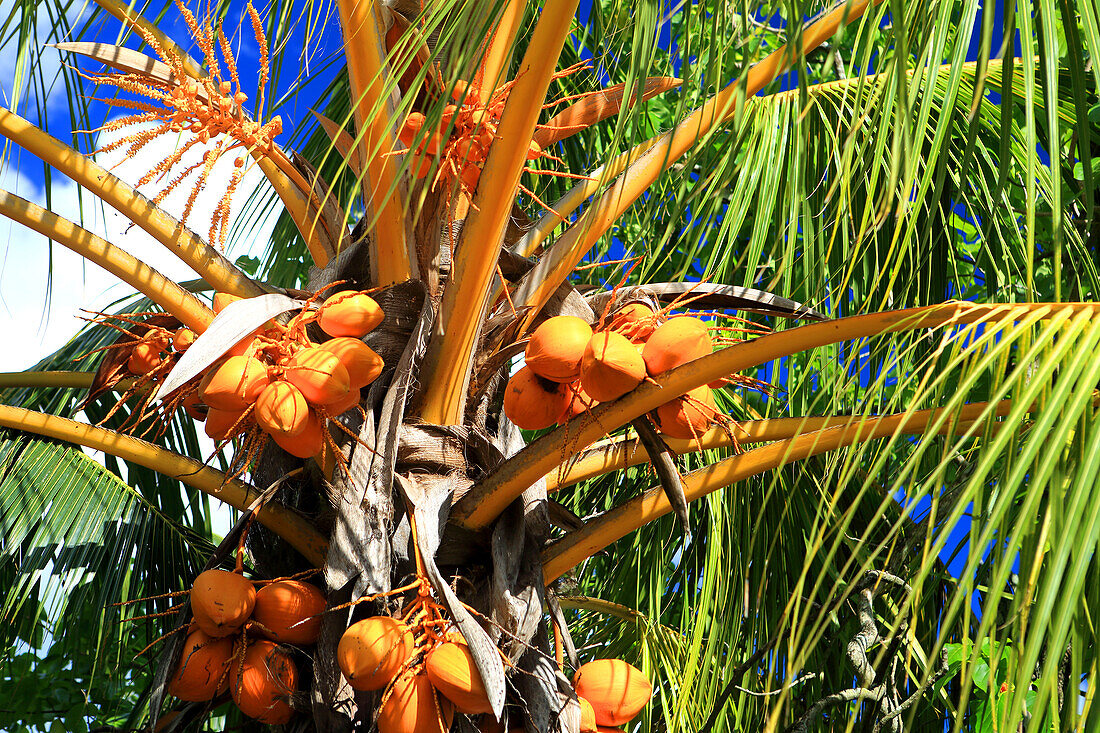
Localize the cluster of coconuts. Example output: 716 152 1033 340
504 304 719 439
166 569 326 724
121 324 197 376
192 290 385 457
336 616 652 733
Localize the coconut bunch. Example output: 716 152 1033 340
123 324 197 377
336 616 652 733
188 289 385 459
504 306 722 441
166 568 327 723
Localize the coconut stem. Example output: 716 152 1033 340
0 189 215 331
415 0 581 426
452 301 1097 529
0 404 327 565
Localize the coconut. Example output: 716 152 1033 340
642 317 713 376
191 569 256 638
200 356 270 411
284 347 351 406
654 386 717 440
503 366 571 430
578 697 598 733
573 659 652 726
254 381 309 438
127 341 164 375
231 640 297 724
378 669 454 733
167 629 233 701
271 409 325 459
320 337 384 389
212 292 241 313
579 332 646 402
425 641 491 714
609 303 658 342
204 407 247 441
337 616 415 691
318 291 384 338
253 580 326 645
324 385 362 416
525 316 593 383
559 382 597 424
173 327 196 351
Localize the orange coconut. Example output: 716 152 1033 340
573 659 652 726
378 669 454 733
200 356 270 410
503 366 571 430
191 569 256 638
173 327 196 351
167 629 233 701
425 641 491 714
654 386 717 440
579 332 646 402
271 409 325 459
204 407 246 441
254 381 309 438
212 292 241 314
338 616 415 691
284 347 351 406
609 303 658 343
642 317 713 377
318 291 384 338
578 697 598 733
525 316 593 383
232 640 297 724
128 340 165 375
253 580 326 645
320 337 384 389
559 382 597 424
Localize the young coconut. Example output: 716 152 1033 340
167 629 233 701
378 669 454 733
128 340 166 375
573 659 653 726
642 317 713 376
609 302 658 342
425 641 492 714
172 327 196 352
559 382 598 424
270 409 325 459
320 337 384 389
252 580 326 645
580 331 646 402
254 381 309 438
231 640 298 724
579 697 599 733
503 366 571 430
318 291 384 338
190 569 256 638
200 356 270 411
524 316 593 383
337 616 415 691
654 385 717 440
284 347 351 406
204 407 247 442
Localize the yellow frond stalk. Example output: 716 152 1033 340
452 301 1096 528
0 189 214 331
0 405 328 566
416 0 581 426
540 400 1010 583
336 0 413 284
475 0 526 104
543 401 1012 492
0 109 262 298
0 372 104 389
518 0 883 327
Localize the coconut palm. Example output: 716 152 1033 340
0 0 1098 729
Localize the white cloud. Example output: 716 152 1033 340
0 121 280 372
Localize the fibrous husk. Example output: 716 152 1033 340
232 640 298 724
190 569 256 637
319 291 384 338
166 629 233 701
253 579 326 644
200 355 270 410
425 641 492 714
642 317 712 376
285 347 351 405
525 316 593 383
337 616 414 691
377 669 455 733
321 337 385 389
254 381 310 437
572 659 652 726
654 385 717 440
503 366 571 430
579 331 645 402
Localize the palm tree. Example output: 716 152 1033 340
1 0 1098 729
